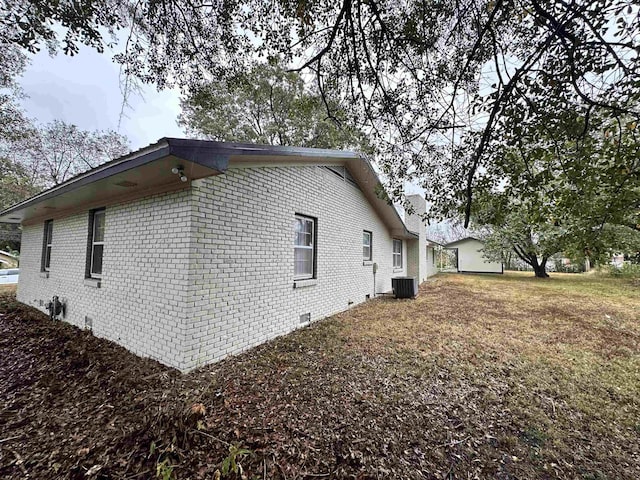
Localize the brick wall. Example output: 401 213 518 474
405 195 427 283
17 164 421 371
183 165 408 370
17 189 193 369
426 247 439 277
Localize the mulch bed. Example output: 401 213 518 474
0 279 638 479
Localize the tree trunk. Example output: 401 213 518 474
533 257 550 278
512 245 550 278
533 265 549 278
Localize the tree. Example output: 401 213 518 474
1 0 126 56
0 156 40 252
472 112 640 277
0 39 30 141
3 1 639 222
0 122 130 250
0 156 40 210
179 62 373 151
479 202 640 277
477 203 568 278
5 2 640 204
3 120 130 187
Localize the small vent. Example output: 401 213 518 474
365 294 370 300
85 316 93 330
39 299 43 306
324 166 359 188
114 180 138 188
300 313 311 324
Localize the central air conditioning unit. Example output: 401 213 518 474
392 277 418 299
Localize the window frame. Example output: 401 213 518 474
363 230 372 261
86 208 106 279
41 220 53 272
294 214 317 280
393 239 403 268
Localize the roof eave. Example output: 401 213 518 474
0 138 364 222
444 236 483 247
0 139 417 240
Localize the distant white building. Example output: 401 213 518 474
0 268 19 285
444 237 503 274
611 253 625 268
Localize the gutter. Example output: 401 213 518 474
0 138 364 219
0 138 418 240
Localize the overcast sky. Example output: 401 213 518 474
17 42 426 200
18 45 184 151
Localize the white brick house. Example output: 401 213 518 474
0 139 427 371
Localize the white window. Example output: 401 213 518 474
363 231 372 261
393 239 403 268
88 209 105 278
42 220 53 271
294 215 315 279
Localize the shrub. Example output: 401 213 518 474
607 262 640 278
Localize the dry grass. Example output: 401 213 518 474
342 272 639 362
0 284 16 294
336 272 640 477
1 273 638 479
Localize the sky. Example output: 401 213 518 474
18 45 184 151
17 42 426 201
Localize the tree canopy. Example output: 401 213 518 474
0 156 40 211
2 120 130 188
179 62 373 151
473 111 640 276
3 0 638 223
0 39 30 141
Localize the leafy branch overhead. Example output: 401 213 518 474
3 0 638 219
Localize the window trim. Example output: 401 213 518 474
86 208 105 279
294 214 317 281
393 239 403 268
41 219 53 272
363 230 372 261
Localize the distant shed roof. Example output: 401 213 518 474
444 236 484 247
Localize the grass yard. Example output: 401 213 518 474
0 284 16 294
0 273 638 479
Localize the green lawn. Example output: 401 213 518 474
0 272 638 479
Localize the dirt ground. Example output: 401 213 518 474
0 273 638 479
